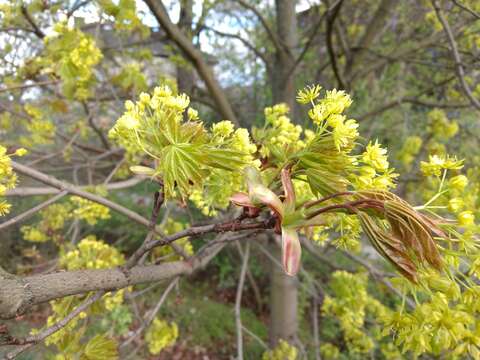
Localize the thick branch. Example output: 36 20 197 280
432 0 480 111
143 0 238 124
0 241 225 319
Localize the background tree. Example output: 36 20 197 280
0 0 480 359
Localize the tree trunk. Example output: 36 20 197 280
269 0 299 347
271 0 298 113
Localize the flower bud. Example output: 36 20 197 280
458 211 475 226
449 175 468 191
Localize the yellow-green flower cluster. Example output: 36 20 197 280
331 214 362 252
145 318 178 355
398 135 422 168
189 123 258 215
352 141 398 190
42 22 102 99
260 104 304 155
61 236 124 270
296 84 322 104
381 292 478 357
306 89 357 150
319 343 340 360
109 85 254 199
0 145 26 216
262 339 298 360
428 108 459 141
153 218 193 259
20 105 56 146
70 196 111 225
323 271 387 355
420 154 464 177
22 203 72 243
97 0 149 36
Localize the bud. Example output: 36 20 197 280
458 211 475 226
130 166 155 176
14 148 27 156
448 197 464 213
449 175 468 191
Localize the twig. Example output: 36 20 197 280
120 277 178 349
325 0 346 89
3 291 105 359
451 0 480 19
432 0 480 111
234 242 250 360
20 5 45 39
0 80 59 94
9 161 187 258
233 0 285 54
5 176 144 197
0 190 68 231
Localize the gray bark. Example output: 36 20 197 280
177 0 195 95
0 243 224 320
268 0 299 346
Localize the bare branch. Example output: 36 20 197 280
325 0 346 89
0 80 59 94
233 0 284 54
82 102 110 150
432 0 480 111
5 176 144 197
120 277 179 349
204 26 270 67
2 291 105 359
0 223 270 320
0 190 68 231
143 0 238 124
235 242 250 360
451 0 480 19
20 5 45 39
345 0 398 77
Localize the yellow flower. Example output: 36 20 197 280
448 197 464 213
296 84 322 104
362 141 389 172
449 175 468 191
458 211 475 227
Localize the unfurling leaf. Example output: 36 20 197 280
82 334 118 360
281 227 302 276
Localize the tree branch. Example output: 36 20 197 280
20 5 45 39
143 0 238 124
432 0 480 111
345 0 397 77
0 237 227 319
5 176 143 197
0 190 68 231
235 242 250 360
451 0 480 20
3 291 105 359
325 0 346 89
204 26 270 68
233 0 285 54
